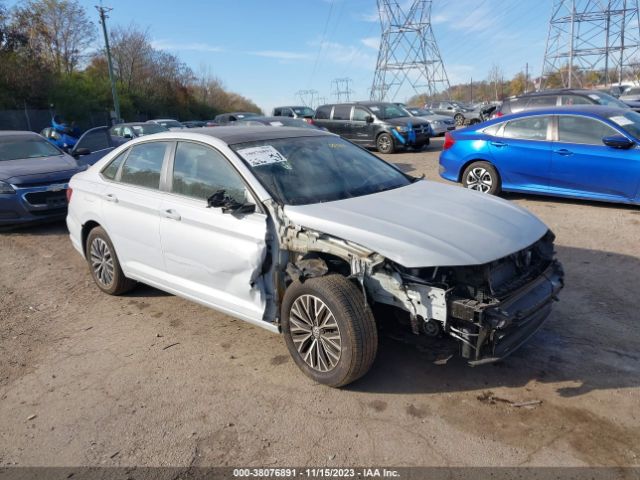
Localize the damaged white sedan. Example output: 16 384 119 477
67 127 564 387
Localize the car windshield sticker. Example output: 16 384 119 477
237 145 289 167
610 115 634 126
269 121 284 126
370 106 380 112
588 94 600 100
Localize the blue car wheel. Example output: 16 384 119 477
462 161 501 195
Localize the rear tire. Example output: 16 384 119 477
376 132 395 154
462 161 501 195
454 114 465 126
282 275 378 387
86 226 136 295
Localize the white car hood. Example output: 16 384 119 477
284 181 548 268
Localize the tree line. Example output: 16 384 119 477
0 0 261 125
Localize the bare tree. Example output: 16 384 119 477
12 0 95 75
488 63 503 101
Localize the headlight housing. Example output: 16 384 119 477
0 181 15 194
395 126 409 133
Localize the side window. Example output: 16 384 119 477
285 109 294 117
119 142 168 189
503 116 550 140
483 123 503 137
352 107 369 122
557 116 617 145
526 96 557 108
315 106 332 120
332 105 351 120
560 95 593 106
123 127 133 137
172 142 248 204
273 108 281 116
102 150 128 180
77 128 110 152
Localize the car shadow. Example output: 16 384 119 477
501 192 640 211
347 245 640 397
392 163 416 174
0 219 68 235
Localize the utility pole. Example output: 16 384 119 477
96 4 121 124
525 63 529 93
470 78 473 103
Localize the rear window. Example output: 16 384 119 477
315 106 332 120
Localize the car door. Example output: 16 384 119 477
346 106 374 144
159 141 269 321
72 127 116 165
488 115 553 191
550 115 639 200
99 141 171 283
330 105 352 138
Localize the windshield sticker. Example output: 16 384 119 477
610 115 634 126
370 106 380 111
237 145 289 167
269 121 284 126
588 94 600 100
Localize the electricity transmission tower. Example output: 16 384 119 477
295 89 319 108
370 0 450 101
331 78 354 102
541 0 640 88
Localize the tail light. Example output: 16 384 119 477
66 187 73 203
443 132 455 150
494 111 504 118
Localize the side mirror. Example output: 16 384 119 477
447 106 453 110
365 115 374 123
207 190 256 215
602 135 634 149
72 147 91 157
123 133 133 139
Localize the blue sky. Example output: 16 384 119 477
9 0 552 113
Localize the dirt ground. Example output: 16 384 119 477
1 136 639 468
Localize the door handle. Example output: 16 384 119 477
163 209 181 221
490 141 507 147
104 193 118 203
554 149 573 156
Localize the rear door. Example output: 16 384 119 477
488 115 553 191
99 141 171 283
159 141 269 321
549 114 640 200
331 105 352 138
346 106 374 144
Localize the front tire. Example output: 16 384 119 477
86 226 136 295
454 114 465 126
376 132 395 154
462 161 501 195
282 275 378 387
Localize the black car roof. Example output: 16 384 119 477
188 126 331 145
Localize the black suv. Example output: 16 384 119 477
312 102 432 154
498 89 636 116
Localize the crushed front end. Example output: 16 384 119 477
368 231 564 364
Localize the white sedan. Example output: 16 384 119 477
67 127 563 387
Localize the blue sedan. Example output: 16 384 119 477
439 106 640 205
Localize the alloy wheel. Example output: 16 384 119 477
90 237 115 287
466 167 493 193
289 294 342 372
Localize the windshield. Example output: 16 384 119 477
0 136 62 161
231 135 412 205
369 104 409 120
292 107 314 116
408 108 433 116
133 124 168 135
607 111 640 138
587 92 630 109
